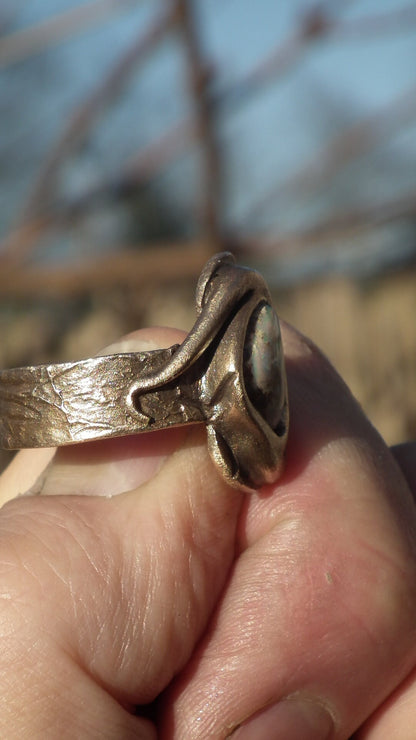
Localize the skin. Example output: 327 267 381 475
0 323 415 739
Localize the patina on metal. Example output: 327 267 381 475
0 253 288 492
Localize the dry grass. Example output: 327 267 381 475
277 268 416 446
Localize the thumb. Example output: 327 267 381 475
0 328 189 503
0 328 242 736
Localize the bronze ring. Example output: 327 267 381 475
0 253 288 492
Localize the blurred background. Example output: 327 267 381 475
1 0 416 473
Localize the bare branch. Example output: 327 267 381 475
177 0 222 246
0 0 136 68
217 2 416 109
332 3 416 39
3 0 416 277
68 117 198 209
20 3 177 221
243 82 416 226
0 217 51 269
0 118 197 267
1 190 416 299
0 243 213 299
233 191 416 255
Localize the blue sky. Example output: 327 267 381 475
1 0 416 275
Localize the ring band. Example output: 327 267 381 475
0 253 288 492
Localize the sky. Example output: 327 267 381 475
1 0 416 278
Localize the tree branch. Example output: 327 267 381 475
0 0 136 68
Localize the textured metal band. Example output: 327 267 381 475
0 253 288 492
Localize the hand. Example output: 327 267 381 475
0 324 415 739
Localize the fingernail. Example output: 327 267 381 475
232 696 334 740
97 335 160 354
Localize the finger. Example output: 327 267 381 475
354 665 416 739
391 441 416 499
162 323 416 739
355 441 416 739
0 447 55 506
0 327 188 501
0 328 242 736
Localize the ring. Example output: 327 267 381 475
0 253 288 492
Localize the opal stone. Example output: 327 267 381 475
243 302 282 430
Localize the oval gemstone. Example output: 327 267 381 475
243 302 282 430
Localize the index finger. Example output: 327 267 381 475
163 323 416 739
